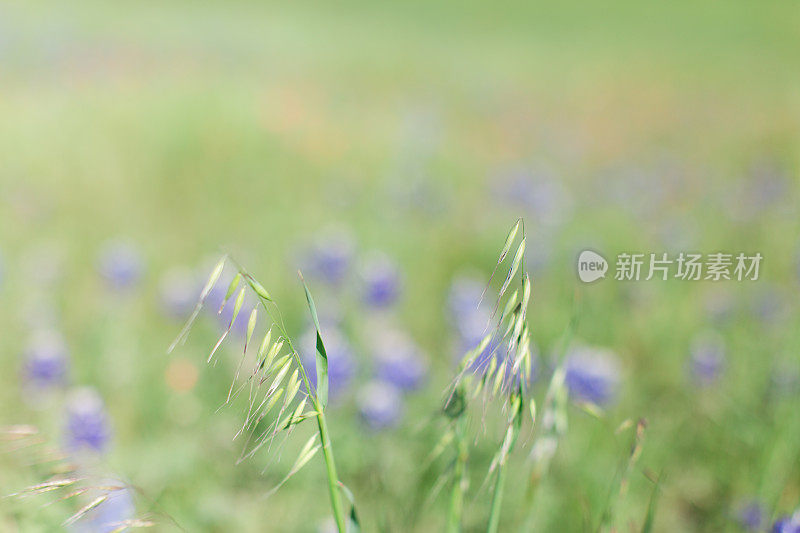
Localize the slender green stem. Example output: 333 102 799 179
486 457 508 533
446 417 469 533
487 402 522 533
315 399 347 533
249 285 348 533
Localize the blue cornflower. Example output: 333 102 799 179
359 253 401 308
23 330 69 388
64 388 111 454
357 381 403 431
688 332 725 386
564 346 620 405
746 158 791 213
752 286 787 325
97 241 143 289
301 326 356 398
371 328 427 391
491 165 573 228
74 484 135 533
447 276 493 348
772 511 800 533
736 500 764 531
447 276 486 322
302 230 355 286
158 268 199 319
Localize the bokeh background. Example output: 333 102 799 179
1 1 799 531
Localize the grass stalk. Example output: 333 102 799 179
314 399 347 533
446 417 469 533
486 456 509 533
235 265 349 533
487 396 523 533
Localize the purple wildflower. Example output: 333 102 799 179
23 330 69 388
446 276 539 384
746 158 791 211
359 253 401 308
752 286 787 325
97 241 143 289
564 346 620 405
357 381 403 431
64 388 111 454
772 511 800 533
736 501 764 531
491 165 573 228
74 484 135 533
447 276 492 348
371 328 427 391
688 332 725 386
158 268 199 319
446 276 513 375
301 229 355 286
300 326 356 398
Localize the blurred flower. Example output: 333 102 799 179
447 275 492 349
752 286 788 325
64 388 111 454
371 328 427 391
772 511 800 533
688 331 725 386
564 346 620 405
725 158 794 222
746 158 792 212
446 275 522 378
359 253 401 308
23 329 69 389
447 276 486 323
301 326 356 398
357 381 403 431
301 229 355 286
74 484 135 533
524 231 555 273
158 267 199 319
736 500 764 531
491 165 573 228
596 162 682 222
97 241 143 289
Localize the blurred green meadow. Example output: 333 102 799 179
1 1 799 531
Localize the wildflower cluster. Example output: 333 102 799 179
4 240 153 531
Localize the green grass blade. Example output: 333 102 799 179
641 473 662 533
299 273 329 407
